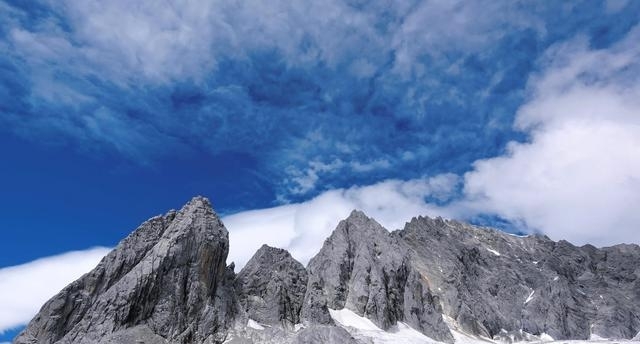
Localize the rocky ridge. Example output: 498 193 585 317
235 244 308 329
14 196 640 344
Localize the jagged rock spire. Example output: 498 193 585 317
235 244 308 328
14 202 640 343
15 196 237 344
301 210 454 343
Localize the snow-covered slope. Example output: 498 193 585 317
329 308 442 344
330 307 640 344
15 198 640 344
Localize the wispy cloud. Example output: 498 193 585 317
3 1 633 199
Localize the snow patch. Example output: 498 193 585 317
247 319 265 330
328 307 640 344
553 276 559 281
328 308 379 331
540 333 555 342
525 290 535 304
486 248 501 256
329 307 441 344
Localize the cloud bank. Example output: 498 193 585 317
461 27 640 246
225 174 460 267
0 175 459 334
0 247 110 333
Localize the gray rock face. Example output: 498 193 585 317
396 216 640 340
293 325 359 344
301 210 453 343
14 197 237 344
236 244 308 328
14 199 640 344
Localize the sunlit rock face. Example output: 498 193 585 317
301 210 454 343
14 197 238 344
14 197 640 344
235 244 308 328
397 216 640 340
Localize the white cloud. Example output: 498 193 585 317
0 174 459 335
224 173 460 268
0 247 110 333
6 0 546 88
390 0 544 77
461 27 640 246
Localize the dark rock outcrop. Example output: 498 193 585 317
13 198 640 344
235 244 308 328
14 197 238 344
396 216 640 340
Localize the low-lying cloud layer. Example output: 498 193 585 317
0 247 110 333
225 174 460 267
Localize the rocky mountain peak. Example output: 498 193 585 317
302 209 454 342
252 244 294 261
15 196 236 344
181 195 214 214
14 198 640 344
345 209 368 220
332 209 389 242
236 245 308 328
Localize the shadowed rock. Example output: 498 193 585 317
14 196 238 344
236 244 308 328
301 210 454 343
396 216 640 340
13 201 640 344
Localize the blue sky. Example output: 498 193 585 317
1 0 640 339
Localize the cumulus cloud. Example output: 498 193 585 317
224 173 460 268
461 27 640 246
0 247 110 333
4 0 611 199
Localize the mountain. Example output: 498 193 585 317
14 197 640 344
235 244 308 329
301 210 453 342
14 197 237 344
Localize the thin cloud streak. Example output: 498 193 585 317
3 1 630 199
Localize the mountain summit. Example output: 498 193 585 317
15 197 640 344
15 196 237 344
